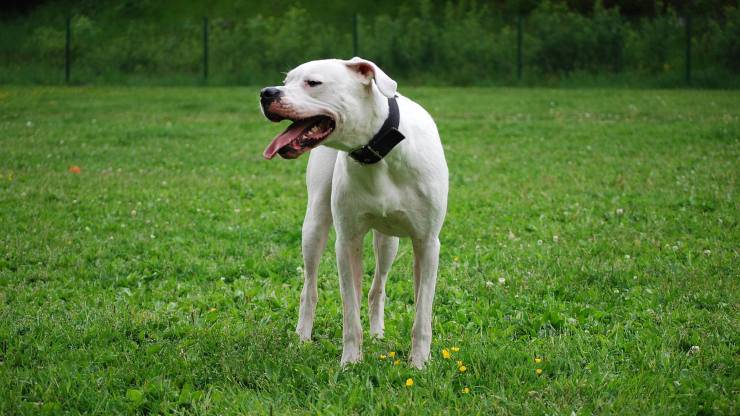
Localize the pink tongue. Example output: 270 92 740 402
263 119 313 159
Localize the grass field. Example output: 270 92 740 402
0 86 738 414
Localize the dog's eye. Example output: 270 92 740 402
306 80 322 87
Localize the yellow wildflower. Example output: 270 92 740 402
393 359 400 366
388 351 396 358
462 387 470 394
405 378 414 387
442 348 451 359
534 357 542 364
451 346 460 352
459 365 467 373
456 360 464 368
379 354 387 360
536 368 543 375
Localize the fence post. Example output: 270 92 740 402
352 13 359 57
65 16 71 84
203 16 209 83
516 14 522 81
685 12 691 85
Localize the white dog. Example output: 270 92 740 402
260 57 448 368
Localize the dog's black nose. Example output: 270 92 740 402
260 87 282 99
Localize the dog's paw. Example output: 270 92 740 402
340 349 362 367
409 355 427 369
369 328 385 340
409 351 430 369
369 312 384 339
295 327 313 342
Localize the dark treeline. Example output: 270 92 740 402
1 0 738 20
0 0 738 86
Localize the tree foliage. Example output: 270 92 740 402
1 0 738 86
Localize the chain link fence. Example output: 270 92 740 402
1 6 738 87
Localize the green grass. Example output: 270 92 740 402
0 86 738 414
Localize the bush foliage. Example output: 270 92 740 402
1 0 738 86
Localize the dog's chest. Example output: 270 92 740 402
333 163 429 237
363 209 416 237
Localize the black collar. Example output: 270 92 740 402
348 96 405 164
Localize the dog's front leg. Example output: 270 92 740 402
296 206 331 341
409 237 440 369
368 230 398 339
296 147 336 341
336 234 364 366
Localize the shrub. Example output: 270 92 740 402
1 0 738 86
624 11 681 74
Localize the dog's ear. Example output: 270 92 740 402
345 57 397 98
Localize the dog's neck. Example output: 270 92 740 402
347 96 404 165
326 85 389 152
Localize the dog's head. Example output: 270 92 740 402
260 57 397 159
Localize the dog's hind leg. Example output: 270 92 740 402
296 147 337 341
336 232 365 365
368 230 398 339
409 236 440 369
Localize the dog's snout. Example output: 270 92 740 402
260 87 286 122
260 87 282 100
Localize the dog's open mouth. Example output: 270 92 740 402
263 115 335 160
